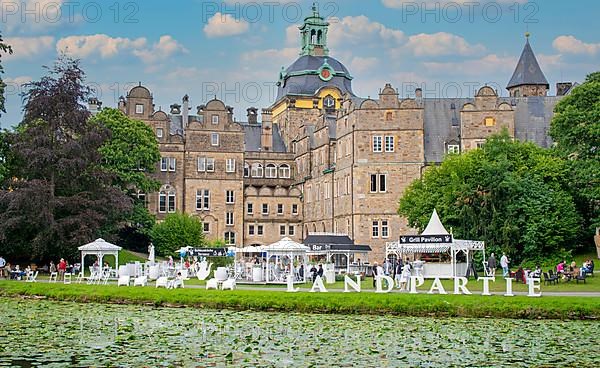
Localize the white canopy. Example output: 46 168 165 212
422 209 450 235
78 238 122 275
238 246 263 253
263 237 309 253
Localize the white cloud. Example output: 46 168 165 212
349 57 379 74
132 35 188 64
328 15 405 50
203 13 250 38
552 35 600 55
3 75 32 86
406 32 485 57
4 36 55 60
57 34 146 59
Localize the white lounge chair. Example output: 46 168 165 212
25 271 38 283
75 272 84 284
64 273 72 285
222 278 236 291
206 278 218 290
169 278 184 289
156 277 169 288
49 272 57 283
133 276 147 287
117 275 130 287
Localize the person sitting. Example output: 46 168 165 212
530 265 542 279
515 267 526 284
556 260 566 275
581 260 592 276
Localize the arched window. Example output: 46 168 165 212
244 162 250 178
311 30 317 44
279 164 291 179
159 190 176 213
251 163 263 178
265 164 277 178
317 30 323 44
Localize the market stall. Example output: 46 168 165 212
304 234 371 274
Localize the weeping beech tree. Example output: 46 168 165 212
0 57 133 261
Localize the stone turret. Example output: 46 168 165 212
507 34 549 97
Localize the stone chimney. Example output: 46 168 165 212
182 95 190 128
247 107 258 125
118 96 126 113
556 82 573 96
261 109 273 151
415 88 423 99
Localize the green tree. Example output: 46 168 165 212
150 213 205 256
0 57 133 261
0 31 12 118
399 133 581 264
550 72 600 241
90 108 161 194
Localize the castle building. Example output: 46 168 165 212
116 4 573 260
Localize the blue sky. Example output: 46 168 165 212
1 0 599 126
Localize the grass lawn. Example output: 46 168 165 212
1 280 599 320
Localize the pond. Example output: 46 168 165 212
0 297 598 367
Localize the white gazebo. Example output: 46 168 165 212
262 238 309 284
78 238 122 275
386 210 485 278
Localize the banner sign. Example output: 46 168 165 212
189 248 230 257
399 234 453 244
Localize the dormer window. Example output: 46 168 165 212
156 128 163 138
212 115 219 124
135 104 144 114
484 117 496 127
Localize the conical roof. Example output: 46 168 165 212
507 37 549 89
422 209 450 235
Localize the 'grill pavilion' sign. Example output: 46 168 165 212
399 234 453 244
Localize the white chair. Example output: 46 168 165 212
25 271 38 283
156 277 169 288
169 278 184 289
180 269 189 280
64 273 72 285
222 278 236 291
206 278 218 290
75 272 84 284
117 275 130 287
101 272 110 285
133 276 147 287
49 272 57 283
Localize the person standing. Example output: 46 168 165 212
0 255 6 278
487 253 497 277
394 259 404 288
58 258 67 281
372 262 379 288
500 253 510 278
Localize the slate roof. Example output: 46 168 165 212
241 123 287 153
507 39 549 89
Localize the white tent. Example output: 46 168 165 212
78 238 122 275
263 238 309 284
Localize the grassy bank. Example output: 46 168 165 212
1 281 599 320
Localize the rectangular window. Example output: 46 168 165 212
198 157 206 172
280 225 286 236
448 145 460 154
292 204 298 215
372 221 379 238
370 174 378 193
379 174 387 193
247 203 253 215
370 174 387 193
203 223 210 234
288 226 295 236
381 220 389 238
225 190 235 204
159 193 167 213
168 158 176 172
156 128 163 138
257 225 264 236
372 136 383 152
249 225 255 236
277 204 284 215
226 159 236 173
212 115 219 124
135 104 144 114
385 136 395 152
206 158 215 172
167 193 176 213
211 133 219 146
196 190 210 211
224 232 235 245
262 204 269 215
476 141 485 149
226 212 234 226
160 157 168 172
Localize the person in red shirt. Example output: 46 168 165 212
58 258 67 281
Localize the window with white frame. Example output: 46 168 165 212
277 204 284 215
279 164 291 178
158 192 167 213
211 115 219 124
280 225 286 236
385 136 395 152
226 212 234 226
381 220 389 238
262 204 269 215
248 225 255 236
244 163 250 177
167 192 176 213
324 182 330 200
370 174 387 193
257 225 264 235
292 204 298 215
288 225 295 236
247 203 253 215
372 221 379 238
206 158 215 172
161 157 176 172
203 222 210 234
224 231 236 245
198 157 206 172
211 133 219 146
156 128 163 138
251 163 263 178
196 190 210 211
226 159 236 173
265 164 277 178
135 104 144 114
448 145 460 154
372 136 383 152
225 190 234 204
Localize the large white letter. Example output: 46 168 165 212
376 276 394 293
409 276 425 294
453 277 472 295
310 275 328 293
527 278 541 297
344 275 361 293
428 277 447 294
504 278 514 297
286 274 299 293
477 277 495 296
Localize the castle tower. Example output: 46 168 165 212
299 2 329 57
507 34 549 97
